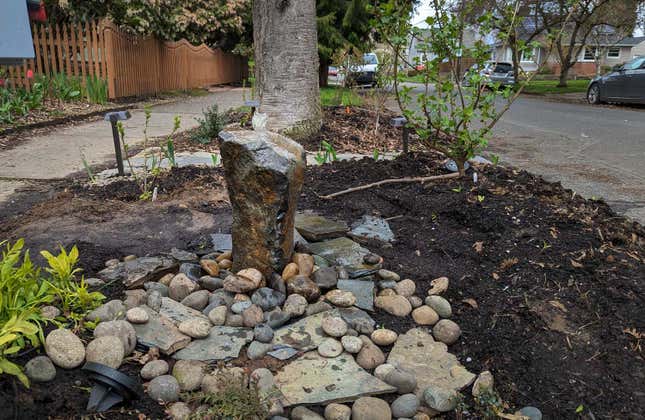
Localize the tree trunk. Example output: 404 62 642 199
319 59 329 87
253 0 322 139
557 66 569 87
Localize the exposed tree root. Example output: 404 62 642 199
319 172 461 199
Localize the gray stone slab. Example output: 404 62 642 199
350 215 395 243
387 328 476 398
131 306 191 355
268 345 299 360
172 326 253 361
337 279 375 312
98 256 177 289
272 310 334 351
295 212 348 241
160 297 209 325
274 351 396 407
306 237 370 266
210 233 232 252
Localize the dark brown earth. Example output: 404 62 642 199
0 122 643 418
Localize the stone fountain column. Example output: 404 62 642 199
219 128 306 278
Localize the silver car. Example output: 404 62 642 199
464 62 516 88
587 56 645 105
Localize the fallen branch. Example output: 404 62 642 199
319 172 461 199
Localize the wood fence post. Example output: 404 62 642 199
102 20 117 99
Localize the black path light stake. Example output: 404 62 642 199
390 116 410 154
245 99 260 118
104 111 132 176
82 362 142 412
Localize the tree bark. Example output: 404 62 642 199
253 0 322 139
319 59 329 87
557 67 570 87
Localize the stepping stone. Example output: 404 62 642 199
98 256 177 289
272 310 335 351
387 328 475 398
274 351 396 407
307 237 370 266
131 306 190 355
295 212 348 242
159 297 209 325
337 279 375 311
172 326 253 361
210 233 232 252
349 216 395 243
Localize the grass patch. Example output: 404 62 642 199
320 86 363 107
522 79 590 95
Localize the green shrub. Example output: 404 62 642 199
191 104 228 144
186 383 269 420
85 75 108 104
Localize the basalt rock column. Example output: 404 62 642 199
219 129 306 278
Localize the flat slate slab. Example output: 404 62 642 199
160 297 209 325
274 351 396 407
295 212 348 242
172 326 253 361
272 310 333 351
307 237 370 266
131 306 191 355
337 279 375 311
387 328 476 397
98 256 177 289
350 215 395 243
210 233 232 252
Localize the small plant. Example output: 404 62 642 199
211 154 220 166
474 388 506 419
192 104 228 144
84 75 108 104
477 194 485 203
452 186 463 193
373 148 380 161
81 151 97 183
315 140 338 165
48 73 82 102
186 382 269 420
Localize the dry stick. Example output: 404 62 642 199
319 172 460 200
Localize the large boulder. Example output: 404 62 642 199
219 129 305 278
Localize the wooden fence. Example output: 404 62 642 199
1 20 245 99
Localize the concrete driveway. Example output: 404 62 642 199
389 84 645 224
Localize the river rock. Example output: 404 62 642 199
207 305 227 325
147 290 163 311
325 289 356 307
371 329 397 346
178 318 211 339
412 306 440 325
391 393 419 418
384 366 417 393
223 273 261 294
374 364 395 381
423 385 458 412
432 319 461 344
352 397 391 420
291 406 324 420
252 287 286 311
265 308 291 328
130 307 191 355
356 336 385 369
169 274 197 301
124 289 148 309
281 262 299 281
92 320 138 355
306 301 333 316
201 366 247 393
312 267 338 289
247 340 274 359
395 279 416 297
375 295 412 317
231 300 253 314
167 402 192 420
181 290 210 311
321 315 348 337
408 295 423 308
425 295 452 318
243 304 264 327
427 276 449 295
172 360 205 391
226 313 244 327
141 359 169 379
85 336 124 369
148 375 180 403
199 276 223 291
85 300 125 322
41 305 61 320
45 329 85 369
340 335 363 353
318 338 343 357
200 259 220 277
283 294 308 316
286 275 320 302
219 129 305 277
126 307 149 324
324 403 351 420
254 323 274 343
516 406 543 420
377 269 400 282
25 356 56 382
293 253 315 277
144 282 169 297
179 263 202 282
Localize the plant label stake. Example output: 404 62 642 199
104 111 132 176
391 116 409 154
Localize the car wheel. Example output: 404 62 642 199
587 83 601 105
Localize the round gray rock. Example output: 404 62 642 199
324 402 351 420
231 300 253 314
321 316 348 337
516 406 543 420
207 305 227 325
423 385 458 412
94 320 137 355
147 290 163 311
126 307 149 324
391 393 419 418
283 294 308 317
45 329 85 369
247 340 274 360
25 356 56 382
384 367 417 394
148 375 180 403
425 295 452 318
168 274 196 302
251 287 286 311
167 401 192 420
351 397 391 420
141 359 169 380
318 338 343 358
340 335 363 354
253 323 274 343
85 336 124 369
178 318 211 339
181 290 210 311
172 360 205 391
432 319 461 345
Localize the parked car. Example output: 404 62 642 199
463 61 515 88
328 66 338 77
345 53 379 87
587 56 645 105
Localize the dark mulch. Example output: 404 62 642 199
0 153 643 419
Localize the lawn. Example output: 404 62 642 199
522 79 590 95
320 86 363 107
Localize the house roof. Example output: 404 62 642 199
616 36 645 46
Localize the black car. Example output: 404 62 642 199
587 56 645 105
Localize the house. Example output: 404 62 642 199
406 26 486 68
0 0 35 65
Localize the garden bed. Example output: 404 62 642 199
0 151 643 419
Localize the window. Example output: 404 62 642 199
607 47 620 59
521 48 537 62
583 47 597 61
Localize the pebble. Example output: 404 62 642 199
340 335 363 353
423 385 458 412
325 289 356 307
200 276 223 291
408 295 423 308
370 329 397 346
231 300 253 314
384 367 417 393
126 307 149 324
324 403 351 420
207 306 227 325
105 258 120 267
144 282 169 297
179 263 202 282
85 300 126 322
321 315 348 337
472 370 494 397
218 259 233 269
124 289 148 309
268 273 287 295
85 277 105 288
40 305 61 320
199 259 220 277
363 253 382 265
336 267 349 279
158 273 175 286
216 251 232 262
291 406 324 420
411 306 440 325
283 294 308 317
85 336 124 369
378 288 396 296
247 340 274 359
281 262 299 281
94 320 137 355
226 313 244 327
377 269 400 282
427 276 449 295
265 308 291 328
391 393 419 418
432 319 461 344
251 287 286 311
254 323 274 343
286 275 321 302
374 295 412 317
292 253 315 277
167 402 192 420
223 268 263 293
394 279 416 297
356 336 385 369
172 360 205 391
305 301 333 316
178 318 211 339
378 280 397 289
374 363 395 381
425 295 452 318
25 356 56 382
141 359 169 380
181 290 210 310
312 267 338 289
413 414 431 420
147 290 163 311
352 396 391 420
242 304 264 328
148 375 180 403
45 329 85 369
123 255 137 261
168 274 197 301
516 406 542 420
318 338 343 357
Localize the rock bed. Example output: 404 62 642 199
26 213 541 420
